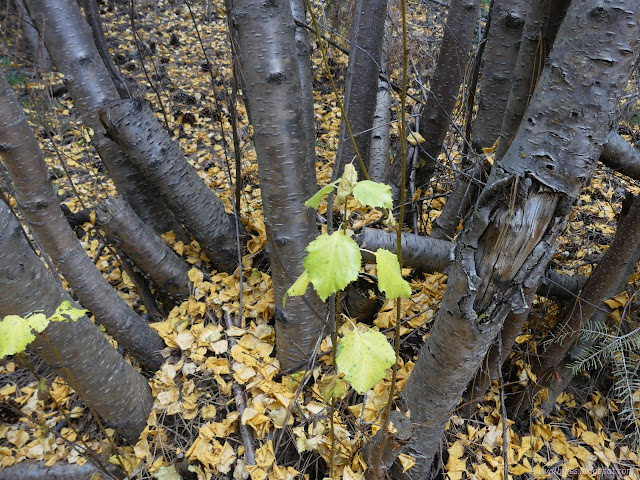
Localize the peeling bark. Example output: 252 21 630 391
233 0 327 369
0 73 165 371
99 99 244 274
400 2 640 475
415 0 479 188
0 200 153 442
24 0 185 238
96 196 192 302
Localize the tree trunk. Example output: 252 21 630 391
400 2 640 475
0 73 165 372
79 0 130 99
334 0 388 179
471 0 527 152
290 0 318 185
24 0 186 239
12 0 52 70
415 0 479 189
0 200 153 442
537 194 640 415
99 99 244 274
232 0 327 370
95 195 192 302
496 0 551 161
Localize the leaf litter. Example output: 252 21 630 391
0 1 640 479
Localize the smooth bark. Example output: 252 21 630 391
0 73 165 371
415 0 479 188
0 200 153 442
472 0 527 152
290 0 318 184
12 0 51 70
401 2 640 475
99 99 244 274
79 0 130 99
96 195 192 302
600 130 640 180
24 0 185 238
496 0 550 161
334 0 388 179
233 0 327 369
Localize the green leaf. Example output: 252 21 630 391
49 301 87 323
352 180 392 209
283 271 310 306
335 163 358 206
375 249 412 299
336 328 396 393
317 374 347 403
305 181 340 209
0 315 37 358
303 232 361 301
28 314 49 333
155 465 182 480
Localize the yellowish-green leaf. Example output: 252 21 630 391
353 180 392 209
336 328 396 393
283 271 310 307
305 180 340 209
407 131 425 146
0 315 37 358
375 249 411 299
303 232 361 301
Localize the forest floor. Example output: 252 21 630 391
1 1 640 479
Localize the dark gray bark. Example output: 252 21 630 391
600 130 640 180
12 0 52 70
357 227 454 273
79 0 130 99
0 73 165 371
538 195 640 415
415 0 479 188
471 0 527 152
400 2 640 475
290 0 318 184
496 0 550 161
535 195 640 380
232 0 327 369
24 0 185 239
99 99 244 274
0 200 153 442
334 0 389 179
96 195 192 302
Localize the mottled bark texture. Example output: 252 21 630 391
99 99 244 274
232 0 327 369
401 2 640 476
334 0 388 179
96 196 192 302
290 0 317 184
24 0 185 238
472 0 527 152
0 200 153 442
415 0 479 189
0 73 165 371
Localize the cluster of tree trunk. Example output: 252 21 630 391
2 0 640 478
